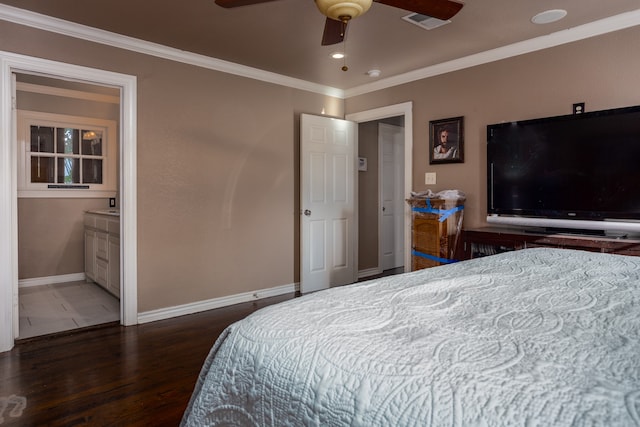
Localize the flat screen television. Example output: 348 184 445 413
486 105 640 235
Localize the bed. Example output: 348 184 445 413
181 248 640 426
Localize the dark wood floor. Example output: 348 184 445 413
0 268 404 426
0 293 296 427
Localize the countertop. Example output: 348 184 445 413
86 209 120 217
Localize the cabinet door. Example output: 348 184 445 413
108 236 120 298
95 258 109 287
84 229 96 281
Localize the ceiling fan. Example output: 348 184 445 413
215 0 464 46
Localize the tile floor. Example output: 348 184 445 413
18 281 120 339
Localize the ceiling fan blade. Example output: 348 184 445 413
375 0 463 20
321 18 346 46
215 0 280 8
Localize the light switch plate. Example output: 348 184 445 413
109 198 116 208
425 172 437 185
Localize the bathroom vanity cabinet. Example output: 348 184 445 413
84 210 120 298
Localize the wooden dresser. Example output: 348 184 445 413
408 197 465 270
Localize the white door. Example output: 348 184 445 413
379 123 405 270
300 113 356 294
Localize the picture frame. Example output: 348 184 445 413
429 116 464 164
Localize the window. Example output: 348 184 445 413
18 111 117 198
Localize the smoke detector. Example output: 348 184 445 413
402 13 451 30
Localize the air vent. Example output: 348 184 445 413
402 13 451 30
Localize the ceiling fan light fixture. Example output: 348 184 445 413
315 0 373 21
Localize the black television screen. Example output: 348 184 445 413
487 105 640 231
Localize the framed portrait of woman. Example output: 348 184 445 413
429 116 464 164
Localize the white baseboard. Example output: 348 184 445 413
358 267 382 279
137 282 298 324
19 272 86 288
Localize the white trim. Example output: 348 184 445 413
0 55 17 352
358 267 382 279
16 110 118 197
19 272 85 288
17 190 117 198
347 102 413 273
16 82 120 104
1 5 639 99
345 9 640 98
137 283 297 324
0 51 138 352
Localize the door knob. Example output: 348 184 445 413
304 209 311 216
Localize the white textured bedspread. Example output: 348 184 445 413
181 248 640 426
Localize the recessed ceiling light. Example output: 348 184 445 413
331 52 345 59
367 69 381 78
531 9 567 25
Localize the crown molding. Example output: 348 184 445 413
0 4 344 99
345 8 640 98
1 4 639 100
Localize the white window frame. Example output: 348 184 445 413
17 110 117 198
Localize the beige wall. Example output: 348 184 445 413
3 18 639 312
18 198 106 278
347 26 640 230
1 20 342 311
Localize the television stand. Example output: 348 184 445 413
535 227 606 237
460 226 640 260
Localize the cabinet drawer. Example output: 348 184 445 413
108 220 120 235
84 215 96 228
95 217 109 232
95 232 109 260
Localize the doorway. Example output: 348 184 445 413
0 51 138 352
378 121 405 272
346 102 413 279
15 74 121 338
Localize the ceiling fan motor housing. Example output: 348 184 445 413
315 0 373 21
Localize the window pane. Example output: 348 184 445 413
57 157 80 184
81 130 103 156
30 156 55 183
83 159 103 184
30 126 54 153
56 128 79 154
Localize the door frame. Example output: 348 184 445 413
346 102 413 273
0 50 138 352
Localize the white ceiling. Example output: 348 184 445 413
1 0 639 91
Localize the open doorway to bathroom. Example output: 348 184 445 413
15 73 121 339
